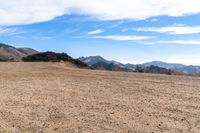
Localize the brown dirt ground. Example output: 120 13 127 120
0 62 200 133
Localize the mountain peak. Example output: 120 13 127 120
78 56 109 66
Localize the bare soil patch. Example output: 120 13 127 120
0 62 200 133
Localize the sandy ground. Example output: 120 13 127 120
0 62 200 133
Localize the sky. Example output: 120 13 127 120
0 0 200 65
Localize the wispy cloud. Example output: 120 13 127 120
88 29 104 35
150 40 200 45
91 35 152 41
32 35 54 40
110 21 124 28
132 25 200 34
0 27 26 36
1 0 200 26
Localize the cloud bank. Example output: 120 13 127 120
1 0 200 26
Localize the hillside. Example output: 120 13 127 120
0 43 38 61
91 61 130 71
22 52 89 68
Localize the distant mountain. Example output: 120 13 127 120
79 56 174 73
78 56 110 66
142 61 185 69
174 65 200 75
79 56 128 71
22 52 89 68
125 63 136 70
142 61 200 75
79 56 200 75
0 43 38 61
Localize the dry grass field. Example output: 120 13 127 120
0 62 200 133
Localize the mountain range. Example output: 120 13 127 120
1 42 199 75
142 61 200 75
79 56 200 75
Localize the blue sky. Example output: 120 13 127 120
1 0 200 65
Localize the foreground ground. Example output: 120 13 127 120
0 62 200 133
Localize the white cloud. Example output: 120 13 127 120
153 40 200 45
88 29 104 35
0 0 73 26
91 35 151 41
1 0 200 26
133 25 200 34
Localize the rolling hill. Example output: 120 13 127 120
22 52 89 68
0 43 38 61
